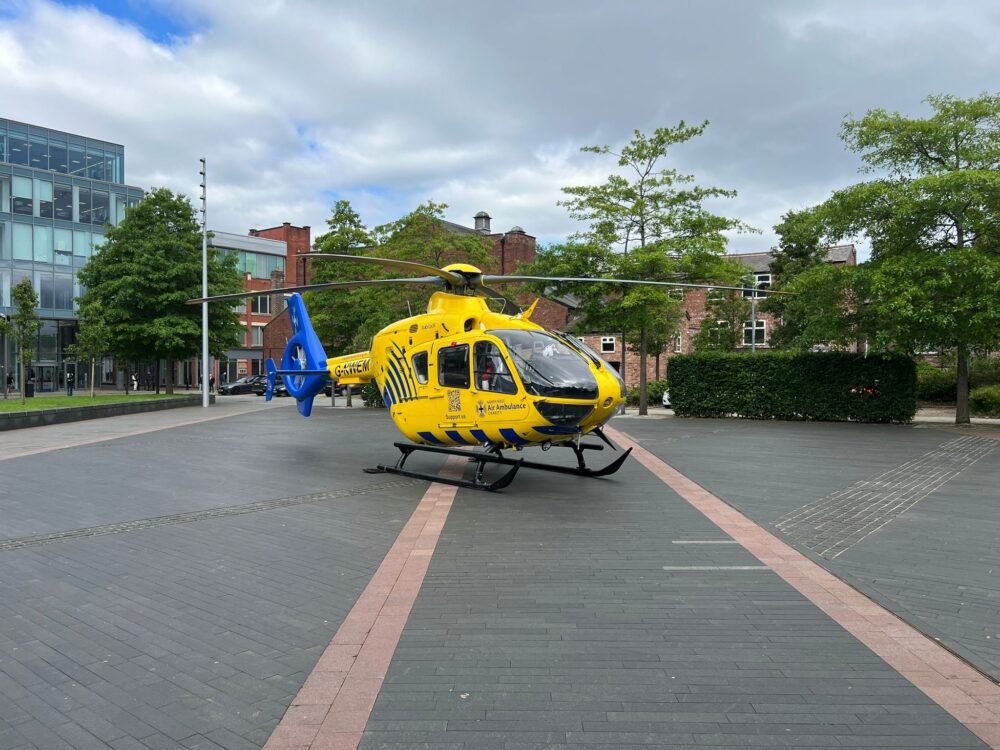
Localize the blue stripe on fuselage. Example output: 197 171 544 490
499 428 527 446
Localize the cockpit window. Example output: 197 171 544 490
473 341 517 394
412 351 428 384
488 330 598 399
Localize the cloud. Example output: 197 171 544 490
2 0 998 261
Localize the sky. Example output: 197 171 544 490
2 0 999 259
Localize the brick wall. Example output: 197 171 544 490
250 223 311 285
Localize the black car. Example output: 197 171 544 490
218 374 267 395
254 376 288 397
325 380 363 397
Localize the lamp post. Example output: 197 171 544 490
199 158 209 408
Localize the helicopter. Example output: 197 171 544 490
190 254 790 491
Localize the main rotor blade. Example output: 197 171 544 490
186 276 445 305
302 253 465 287
480 275 797 296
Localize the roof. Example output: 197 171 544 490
209 230 287 256
728 244 856 272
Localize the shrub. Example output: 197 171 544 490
970 385 1000 417
667 351 916 423
362 380 386 408
916 362 956 402
647 379 669 405
971 357 1000 389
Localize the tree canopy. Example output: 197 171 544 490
3 278 41 403
772 93 1000 423
523 124 752 413
305 201 494 355
76 187 244 393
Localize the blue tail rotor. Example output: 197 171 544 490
266 293 330 417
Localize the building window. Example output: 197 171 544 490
13 223 32 260
673 335 682 353
601 336 616 353
744 273 772 298
743 320 766 346
251 295 271 315
54 185 73 221
438 344 470 388
73 230 92 261
251 326 263 347
7 135 29 166
34 179 53 219
12 176 32 215
54 229 72 265
707 287 726 303
33 226 52 263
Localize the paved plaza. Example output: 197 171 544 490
0 400 997 749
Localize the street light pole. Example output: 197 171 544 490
200 158 209 408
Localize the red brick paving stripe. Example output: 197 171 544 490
607 425 1000 749
263 458 466 750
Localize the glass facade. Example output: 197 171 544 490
0 118 144 391
224 248 285 279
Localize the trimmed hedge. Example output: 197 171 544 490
970 385 1000 417
668 352 916 423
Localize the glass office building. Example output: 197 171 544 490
0 118 144 392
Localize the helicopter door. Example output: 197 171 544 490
435 342 474 426
470 340 527 424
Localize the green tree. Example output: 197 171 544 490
692 292 751 351
305 201 494 355
819 93 1000 423
764 207 833 349
555 124 752 414
76 187 244 394
769 263 875 351
65 304 110 398
5 279 42 404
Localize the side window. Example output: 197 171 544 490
473 341 517 394
438 344 469 388
412 351 428 384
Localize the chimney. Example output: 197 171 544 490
474 211 491 234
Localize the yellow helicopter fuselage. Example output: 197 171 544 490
326 290 626 449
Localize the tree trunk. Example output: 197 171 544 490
90 356 96 398
166 358 175 394
956 345 971 425
655 352 661 381
155 361 161 395
346 388 353 407
638 324 648 416
19 357 25 405
124 366 130 395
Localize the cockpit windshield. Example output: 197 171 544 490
489 329 599 399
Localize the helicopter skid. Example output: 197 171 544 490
366 441 632 491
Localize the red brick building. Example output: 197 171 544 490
255 208 856 391
579 245 858 385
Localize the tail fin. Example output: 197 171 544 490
278 293 330 417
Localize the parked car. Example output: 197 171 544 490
325 380 363 397
662 390 671 408
218 375 266 395
254 376 287 397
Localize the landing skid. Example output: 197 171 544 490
364 441 633 491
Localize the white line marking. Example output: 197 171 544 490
662 565 771 571
671 540 738 544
